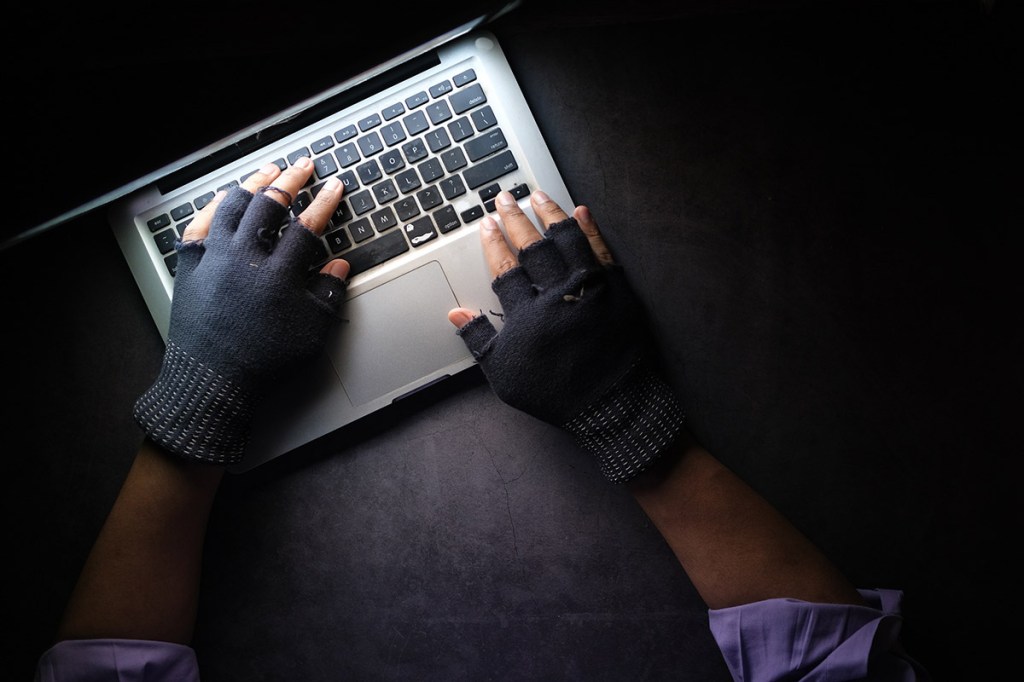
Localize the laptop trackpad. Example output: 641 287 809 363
326 261 470 406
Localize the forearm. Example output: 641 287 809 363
56 440 224 644
628 430 865 610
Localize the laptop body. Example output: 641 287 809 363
104 6 573 471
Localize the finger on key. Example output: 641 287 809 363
297 176 344 236
240 161 283 194
260 156 314 207
530 189 571 231
494 190 544 252
181 189 227 243
480 216 520 279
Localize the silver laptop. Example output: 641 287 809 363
104 6 573 471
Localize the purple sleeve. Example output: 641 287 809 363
707 588 932 681
35 638 200 682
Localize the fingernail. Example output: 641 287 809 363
294 156 312 168
577 205 591 222
532 189 551 204
450 309 475 329
259 162 278 174
325 176 342 192
497 190 516 207
329 260 350 279
481 217 498 232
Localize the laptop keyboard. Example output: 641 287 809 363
143 68 527 279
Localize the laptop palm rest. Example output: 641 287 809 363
327 261 470 406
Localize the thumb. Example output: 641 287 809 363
447 307 477 329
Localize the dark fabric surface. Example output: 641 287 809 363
2 1 1019 680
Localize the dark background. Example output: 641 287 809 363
2 1 1020 680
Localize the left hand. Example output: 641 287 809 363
133 158 351 465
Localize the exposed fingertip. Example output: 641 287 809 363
293 156 312 169
322 258 350 281
447 307 476 329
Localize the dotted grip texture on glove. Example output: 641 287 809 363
457 218 684 483
133 187 347 464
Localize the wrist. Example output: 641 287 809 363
133 341 256 465
563 360 685 484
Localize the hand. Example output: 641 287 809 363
448 190 684 483
133 158 350 464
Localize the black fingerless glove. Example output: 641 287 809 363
457 218 683 483
133 187 346 464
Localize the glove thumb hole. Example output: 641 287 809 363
455 313 499 359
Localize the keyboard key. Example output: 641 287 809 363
194 191 216 210
510 183 531 200
463 150 518 189
426 100 452 125
402 138 428 163
325 228 351 253
334 124 358 142
313 154 338 179
453 69 476 87
147 213 171 232
336 143 360 167
425 128 451 153
404 215 437 246
154 228 177 254
372 206 398 232
332 201 353 225
405 91 429 108
418 158 444 183
394 197 420 221
447 116 473 142
414 185 441 211
429 80 452 98
170 203 193 221
460 205 484 223
403 110 429 135
372 179 398 204
395 168 421 194
380 122 406 146
433 205 460 234
379 149 405 174
440 147 468 173
350 218 375 242
311 135 334 154
382 102 405 120
357 131 384 156
338 170 359 192
450 83 487 114
478 183 501 201
349 190 375 215
164 252 178 276
471 106 497 131
345 230 409 276
464 128 507 161
287 147 311 165
357 159 382 185
358 113 381 131
439 176 466 200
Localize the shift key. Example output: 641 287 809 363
462 150 518 189
343 230 409 276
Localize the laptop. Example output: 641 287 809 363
19 1 572 472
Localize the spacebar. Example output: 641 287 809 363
343 231 409 276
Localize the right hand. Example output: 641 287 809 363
448 189 684 483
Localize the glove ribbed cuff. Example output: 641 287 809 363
133 341 255 465
563 361 684 484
